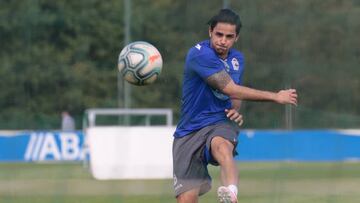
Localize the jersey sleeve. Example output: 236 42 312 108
188 51 224 79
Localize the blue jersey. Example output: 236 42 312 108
174 40 245 137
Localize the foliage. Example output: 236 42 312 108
0 0 359 129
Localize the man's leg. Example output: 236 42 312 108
211 136 238 203
211 136 238 186
176 188 200 203
173 129 213 202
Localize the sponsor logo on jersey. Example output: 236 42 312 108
211 88 229 100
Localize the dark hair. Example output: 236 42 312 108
208 9 242 35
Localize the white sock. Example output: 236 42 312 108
227 184 238 196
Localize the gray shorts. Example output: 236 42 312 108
172 122 239 197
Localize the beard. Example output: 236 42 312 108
215 46 228 56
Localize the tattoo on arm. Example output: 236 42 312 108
205 70 232 91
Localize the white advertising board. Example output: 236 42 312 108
87 126 175 180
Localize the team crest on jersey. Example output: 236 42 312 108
231 58 239 71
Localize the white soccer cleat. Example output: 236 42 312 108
217 186 238 203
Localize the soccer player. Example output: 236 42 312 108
172 8 298 203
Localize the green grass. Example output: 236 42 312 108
1 162 360 203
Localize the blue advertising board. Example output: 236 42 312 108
235 130 360 161
0 131 87 162
0 130 360 162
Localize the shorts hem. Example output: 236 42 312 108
175 181 211 197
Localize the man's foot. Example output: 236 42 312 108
217 186 238 203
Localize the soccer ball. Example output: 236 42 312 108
118 41 163 86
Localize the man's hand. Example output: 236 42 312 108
225 109 244 126
275 89 298 105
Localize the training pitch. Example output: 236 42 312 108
1 162 360 203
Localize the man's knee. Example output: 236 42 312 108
211 136 234 163
176 188 199 203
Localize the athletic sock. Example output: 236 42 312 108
227 184 238 196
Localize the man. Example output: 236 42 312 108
61 111 75 131
173 9 298 203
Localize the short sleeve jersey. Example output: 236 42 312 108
174 40 245 137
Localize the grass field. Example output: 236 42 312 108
1 162 360 203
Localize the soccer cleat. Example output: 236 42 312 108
217 186 238 203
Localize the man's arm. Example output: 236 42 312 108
206 70 298 105
231 99 242 111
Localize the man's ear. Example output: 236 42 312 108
208 28 212 38
235 35 239 42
